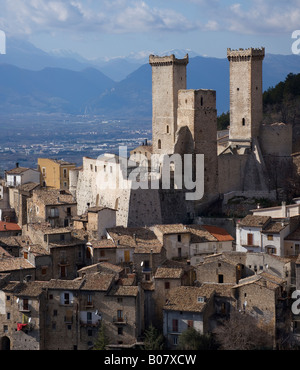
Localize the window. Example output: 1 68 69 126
88 329 93 337
242 118 245 126
197 296 205 303
267 235 273 241
173 336 178 345
3 325 8 333
67 207 71 216
95 166 97 172
117 298 123 303
187 320 194 328
23 251 28 260
53 310 57 316
87 294 93 306
90 164 93 171
177 234 182 242
63 169 67 178
42 167 46 176
6 295 10 301
100 250 105 257
64 293 70 305
6 313 10 320
118 327 123 335
296 244 300 254
218 274 224 283
23 299 29 311
158 139 161 150
117 310 123 322
247 233 253 246
200 96 203 106
172 319 178 332
165 282 170 290
166 125 169 134
87 312 92 323
41 266 47 275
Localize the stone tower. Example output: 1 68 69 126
176 89 219 207
227 47 265 148
149 54 189 155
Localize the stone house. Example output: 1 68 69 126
8 182 40 227
0 255 36 282
106 226 165 275
37 158 76 190
196 253 245 285
149 260 195 328
86 206 117 239
232 271 289 347
0 235 32 257
152 223 234 263
236 214 292 256
27 188 77 228
44 271 143 350
87 238 117 265
0 279 46 350
0 221 21 237
163 285 215 349
5 165 40 188
23 223 87 279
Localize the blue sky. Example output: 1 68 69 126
0 0 299 60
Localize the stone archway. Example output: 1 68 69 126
0 336 10 350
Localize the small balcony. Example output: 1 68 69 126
112 316 128 325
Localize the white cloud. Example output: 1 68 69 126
0 0 197 36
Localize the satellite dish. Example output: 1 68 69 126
16 298 19 303
28 317 31 323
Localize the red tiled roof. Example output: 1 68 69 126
0 222 21 232
202 225 234 242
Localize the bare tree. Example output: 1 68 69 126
213 310 273 350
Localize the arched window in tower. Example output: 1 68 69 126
158 139 161 149
166 125 169 134
242 118 245 126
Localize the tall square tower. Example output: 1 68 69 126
227 47 265 148
149 54 189 155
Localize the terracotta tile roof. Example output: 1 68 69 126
18 182 40 192
188 225 217 243
154 267 183 279
107 226 162 250
233 271 286 290
32 189 76 205
262 221 288 234
238 215 271 228
81 273 115 291
47 279 84 290
109 285 139 297
0 257 34 272
154 224 190 235
285 227 300 241
5 167 34 175
164 286 214 312
0 222 21 232
202 225 234 242
14 281 46 297
0 247 12 258
90 239 116 249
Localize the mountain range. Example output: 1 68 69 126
0 38 300 117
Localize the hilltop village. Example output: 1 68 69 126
1 47 300 350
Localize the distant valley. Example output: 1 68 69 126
0 38 300 117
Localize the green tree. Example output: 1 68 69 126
143 325 165 350
217 111 230 131
93 323 110 350
177 327 217 350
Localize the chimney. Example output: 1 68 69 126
282 201 287 217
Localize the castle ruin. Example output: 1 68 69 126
72 47 294 226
